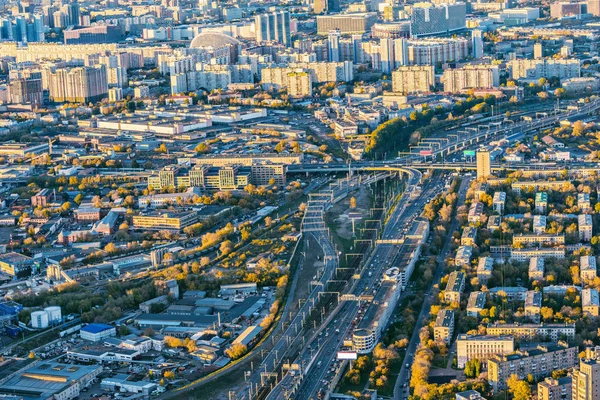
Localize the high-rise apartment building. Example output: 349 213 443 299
476 150 491 179
509 59 580 80
472 29 483 59
317 13 378 34
410 3 467 37
534 42 543 59
287 71 312 97
255 11 291 47
314 0 340 14
589 0 600 16
64 25 121 44
443 65 499 93
328 29 341 62
391 65 434 94
47 65 108 103
572 358 600 400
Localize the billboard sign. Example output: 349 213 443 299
419 150 433 156
463 150 476 157
337 351 358 360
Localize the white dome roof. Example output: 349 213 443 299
189 32 241 48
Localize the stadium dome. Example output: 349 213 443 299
189 32 241 48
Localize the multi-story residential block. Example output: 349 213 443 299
579 214 593 242
455 246 473 267
511 247 566 261
572 358 600 400
456 334 514 368
316 13 378 34
488 343 578 391
468 202 484 223
407 38 469 66
434 309 455 344
487 323 576 341
535 192 548 214
410 3 466 37
525 290 542 321
529 257 545 281
444 271 465 303
132 211 199 232
578 193 591 212
533 215 547 234
47 65 108 103
391 66 434 94
443 65 500 93
513 234 565 247
193 154 303 167
461 226 477 246
255 11 291 47
492 191 506 215
287 71 312 97
538 377 572 400
489 287 528 301
467 291 487 317
477 257 494 284
583 288 600 316
508 59 580 80
581 255 597 281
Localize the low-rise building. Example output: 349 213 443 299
0 252 34 278
434 309 455 344
513 234 565 247
80 323 117 342
488 343 578 391
444 271 465 303
456 391 485 400
535 192 548 214
492 191 506 214
132 211 199 232
468 202 484 223
578 193 591 212
461 226 477 246
486 322 576 341
489 286 528 301
456 334 514 368
533 215 547 234
0 362 102 400
511 247 566 261
477 257 494 284
581 255 597 281
455 246 473 267
524 290 542 321
101 374 157 396
467 291 486 317
529 257 545 281
488 215 501 232
579 214 593 242
583 288 600 316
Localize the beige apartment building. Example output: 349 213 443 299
391 66 434 94
486 323 576 341
488 343 578 391
444 271 465 303
572 358 600 400
538 377 572 400
443 65 500 93
456 334 514 368
434 309 454 344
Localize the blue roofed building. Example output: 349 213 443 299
80 323 116 342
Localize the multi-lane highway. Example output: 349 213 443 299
261 167 455 400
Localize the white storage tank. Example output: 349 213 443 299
31 311 49 329
44 306 62 323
